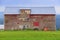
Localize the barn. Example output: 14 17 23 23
4 7 56 31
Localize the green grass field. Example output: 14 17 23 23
0 31 60 40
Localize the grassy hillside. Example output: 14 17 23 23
0 31 60 40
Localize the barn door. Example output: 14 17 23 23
33 22 39 27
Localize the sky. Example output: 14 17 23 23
0 0 60 14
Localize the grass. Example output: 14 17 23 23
0 31 60 40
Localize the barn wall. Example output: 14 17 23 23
4 15 19 30
4 14 56 31
30 15 56 31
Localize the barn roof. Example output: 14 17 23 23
5 14 19 16
30 14 55 16
4 7 56 14
5 14 55 16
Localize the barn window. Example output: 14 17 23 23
33 22 39 26
25 10 31 14
26 18 30 21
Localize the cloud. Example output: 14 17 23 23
0 6 5 12
55 6 60 14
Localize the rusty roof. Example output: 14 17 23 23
5 14 55 16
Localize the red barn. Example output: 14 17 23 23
4 7 56 31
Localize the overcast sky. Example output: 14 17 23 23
0 0 60 14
